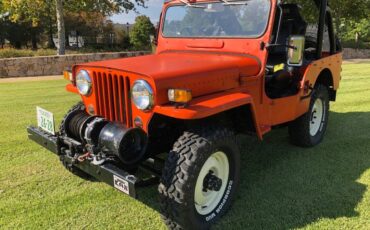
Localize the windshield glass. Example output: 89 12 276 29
163 0 271 38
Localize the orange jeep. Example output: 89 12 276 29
28 0 342 229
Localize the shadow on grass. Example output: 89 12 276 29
134 111 370 230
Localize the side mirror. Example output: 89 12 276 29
287 36 305 66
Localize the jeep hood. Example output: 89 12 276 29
78 51 261 102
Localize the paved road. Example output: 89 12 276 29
0 75 62 83
343 58 370 64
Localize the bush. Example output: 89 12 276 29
0 48 58 59
341 40 370 49
0 47 133 59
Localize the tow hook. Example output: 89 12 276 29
77 152 91 162
77 152 106 165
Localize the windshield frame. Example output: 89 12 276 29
161 0 273 39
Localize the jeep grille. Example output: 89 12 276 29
92 71 133 127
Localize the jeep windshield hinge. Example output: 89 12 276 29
180 0 206 8
219 0 250 5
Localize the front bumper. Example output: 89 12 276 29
27 126 138 198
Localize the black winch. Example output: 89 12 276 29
63 110 148 165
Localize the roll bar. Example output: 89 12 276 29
314 0 336 58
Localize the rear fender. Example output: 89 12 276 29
300 53 342 96
153 91 263 139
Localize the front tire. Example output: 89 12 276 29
289 84 330 147
158 126 240 230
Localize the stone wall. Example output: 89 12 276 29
343 48 370 59
1 49 369 78
0 51 149 78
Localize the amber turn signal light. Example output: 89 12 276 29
168 89 192 103
63 70 73 81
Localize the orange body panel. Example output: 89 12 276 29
66 83 78 94
154 90 263 139
79 51 261 104
301 53 342 91
154 91 253 120
68 0 342 139
265 53 342 126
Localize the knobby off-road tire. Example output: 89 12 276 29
289 84 330 147
59 102 94 180
158 126 240 230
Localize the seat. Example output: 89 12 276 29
265 4 308 99
277 4 307 43
268 4 308 66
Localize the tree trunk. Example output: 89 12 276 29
334 15 341 37
55 0 65 55
14 41 22 49
47 26 56 49
31 28 38 50
47 0 56 49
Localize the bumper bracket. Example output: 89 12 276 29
27 126 138 198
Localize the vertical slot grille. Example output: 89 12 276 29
93 71 132 127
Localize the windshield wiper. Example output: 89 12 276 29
220 0 250 5
180 0 206 8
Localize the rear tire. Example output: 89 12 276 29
158 126 240 230
289 84 330 147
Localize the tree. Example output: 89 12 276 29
0 3 5 48
63 0 147 16
2 0 147 52
64 11 106 47
340 18 370 48
111 24 131 49
55 0 65 55
1 0 51 49
56 0 148 54
289 0 370 35
46 0 56 48
129 16 155 50
327 0 370 36
2 0 56 49
0 20 5 49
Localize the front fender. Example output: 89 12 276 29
153 91 263 139
66 83 79 94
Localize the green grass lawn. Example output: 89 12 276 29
0 63 369 229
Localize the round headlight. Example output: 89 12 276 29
76 70 92 96
132 80 154 111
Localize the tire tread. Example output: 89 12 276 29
159 126 237 230
289 84 330 147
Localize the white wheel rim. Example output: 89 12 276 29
310 98 324 136
194 151 229 216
